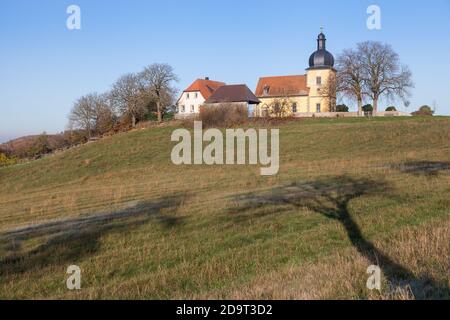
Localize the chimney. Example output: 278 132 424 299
205 77 210 80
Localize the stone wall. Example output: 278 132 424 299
294 111 410 118
294 112 359 118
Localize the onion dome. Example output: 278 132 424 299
308 30 335 69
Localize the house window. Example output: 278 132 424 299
181 105 185 113
191 105 195 113
187 93 190 99
195 92 198 99
316 103 321 113
316 76 322 85
292 103 297 113
263 85 270 96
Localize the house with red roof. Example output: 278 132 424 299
176 77 225 118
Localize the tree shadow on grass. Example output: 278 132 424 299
0 195 186 277
228 176 450 299
392 161 450 177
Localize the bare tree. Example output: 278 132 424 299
69 93 115 138
319 71 338 112
139 63 178 122
93 94 116 134
143 86 177 118
69 94 97 138
336 49 365 115
358 41 413 114
110 73 147 128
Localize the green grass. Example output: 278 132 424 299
0 116 449 299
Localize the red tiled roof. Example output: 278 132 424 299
184 79 226 100
205 85 260 104
255 75 309 97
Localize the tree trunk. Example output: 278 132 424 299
357 98 363 116
373 97 378 115
131 114 136 128
157 101 162 122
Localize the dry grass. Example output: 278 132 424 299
199 221 449 300
0 117 449 299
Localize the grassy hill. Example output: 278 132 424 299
0 117 449 299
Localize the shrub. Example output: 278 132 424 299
146 112 158 122
63 130 88 146
163 112 175 121
0 152 17 167
412 105 434 116
386 106 397 112
199 104 248 128
25 133 52 158
336 104 349 112
267 98 294 118
362 104 373 112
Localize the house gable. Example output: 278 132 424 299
183 79 226 101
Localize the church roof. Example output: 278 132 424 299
183 78 226 100
205 84 260 104
308 50 335 69
255 75 309 98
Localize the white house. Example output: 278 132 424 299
176 77 225 118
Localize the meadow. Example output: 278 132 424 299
0 116 449 299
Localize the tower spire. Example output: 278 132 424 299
317 28 326 50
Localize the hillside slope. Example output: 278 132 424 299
0 117 449 299
0 133 66 157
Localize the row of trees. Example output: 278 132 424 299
335 41 414 115
69 63 178 138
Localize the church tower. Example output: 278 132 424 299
306 29 336 113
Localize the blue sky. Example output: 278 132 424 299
1 0 449 142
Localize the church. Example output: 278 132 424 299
254 30 337 117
